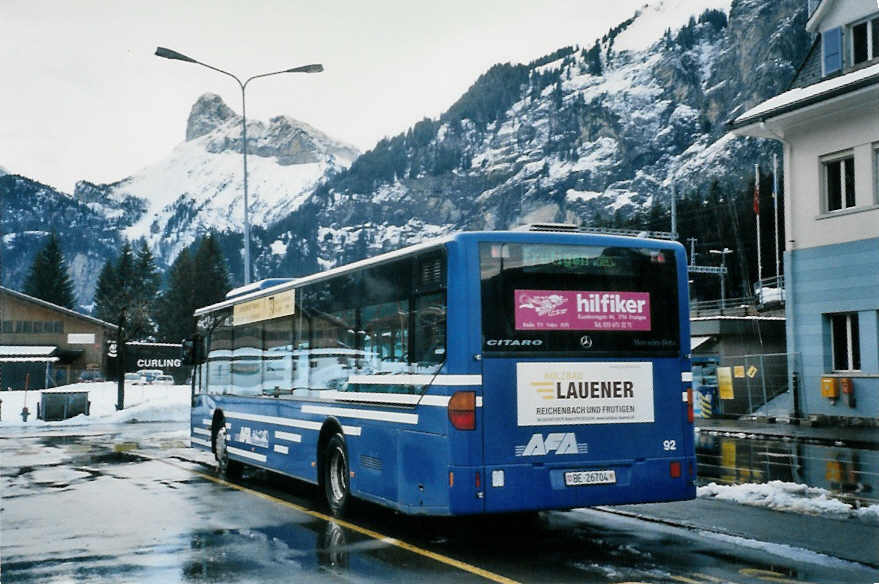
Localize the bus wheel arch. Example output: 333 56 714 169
318 419 349 517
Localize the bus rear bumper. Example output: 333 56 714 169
477 457 697 514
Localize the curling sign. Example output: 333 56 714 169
517 362 654 426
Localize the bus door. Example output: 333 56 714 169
478 241 691 510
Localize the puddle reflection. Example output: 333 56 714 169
696 432 878 507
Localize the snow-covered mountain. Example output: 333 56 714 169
83 93 360 266
256 0 810 275
2 95 359 306
3 0 812 308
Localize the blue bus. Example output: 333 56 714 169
189 226 696 516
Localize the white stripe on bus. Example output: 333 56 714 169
301 405 418 425
325 391 483 408
347 374 482 386
275 431 302 443
192 427 211 436
226 411 361 436
201 418 212 426
191 437 211 448
682 371 693 382
273 445 289 455
228 446 267 463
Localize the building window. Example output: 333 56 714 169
850 16 879 65
823 154 856 212
830 313 861 371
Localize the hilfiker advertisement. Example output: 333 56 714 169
517 362 654 426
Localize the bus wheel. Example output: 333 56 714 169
323 434 350 517
215 424 242 479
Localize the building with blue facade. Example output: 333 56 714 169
731 0 878 422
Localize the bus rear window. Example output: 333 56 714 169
480 243 680 356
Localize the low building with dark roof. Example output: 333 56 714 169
0 286 117 389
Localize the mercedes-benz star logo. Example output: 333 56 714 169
579 335 593 349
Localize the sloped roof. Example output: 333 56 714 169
0 286 117 330
729 62 879 134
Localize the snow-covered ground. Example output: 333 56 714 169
0 382 190 427
699 481 879 525
2 382 878 525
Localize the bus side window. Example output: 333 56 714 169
414 293 446 364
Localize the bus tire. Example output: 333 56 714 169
215 424 243 479
322 434 350 517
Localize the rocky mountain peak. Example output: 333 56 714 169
186 93 237 141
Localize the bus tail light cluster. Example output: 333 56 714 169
669 461 681 479
686 388 694 423
448 391 476 430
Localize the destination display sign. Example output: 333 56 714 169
233 289 295 326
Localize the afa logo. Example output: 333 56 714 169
514 432 587 456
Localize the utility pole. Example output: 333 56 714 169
773 153 781 280
670 185 678 240
115 307 126 411
687 237 698 266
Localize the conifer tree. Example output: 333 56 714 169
193 233 231 309
129 240 161 338
155 248 196 342
23 232 76 309
93 259 119 323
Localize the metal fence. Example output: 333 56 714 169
690 296 759 317
694 352 794 419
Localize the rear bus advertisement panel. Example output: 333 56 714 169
517 362 654 426
515 289 651 331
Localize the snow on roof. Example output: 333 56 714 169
732 62 879 129
0 346 57 356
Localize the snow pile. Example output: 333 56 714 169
0 382 190 427
699 480 879 524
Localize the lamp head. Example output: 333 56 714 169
286 64 323 73
155 47 198 63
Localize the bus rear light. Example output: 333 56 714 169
670 461 681 479
449 471 454 488
686 388 694 423
448 391 476 430
475 471 481 489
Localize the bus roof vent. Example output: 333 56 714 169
515 223 580 233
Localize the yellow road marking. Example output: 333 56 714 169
156 456 520 584
738 568 811 583
667 575 707 584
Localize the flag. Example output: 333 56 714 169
753 171 760 215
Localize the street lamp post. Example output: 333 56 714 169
709 248 733 312
155 47 322 284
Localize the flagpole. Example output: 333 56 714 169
755 164 762 300
773 153 780 281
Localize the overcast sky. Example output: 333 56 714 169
1 0 650 193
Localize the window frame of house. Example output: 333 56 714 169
821 150 856 213
829 312 861 372
849 14 879 66
873 143 879 205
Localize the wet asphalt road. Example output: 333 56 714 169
2 423 878 584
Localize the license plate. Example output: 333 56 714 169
564 469 616 486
